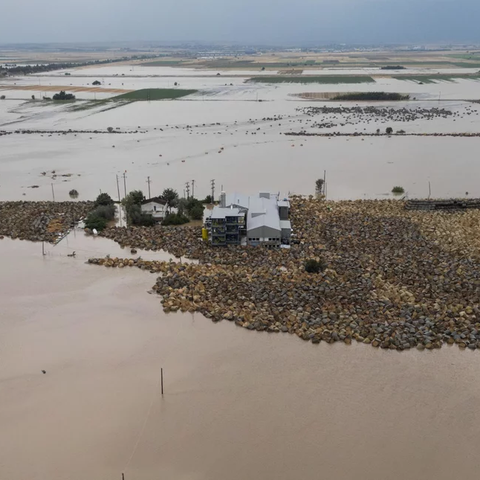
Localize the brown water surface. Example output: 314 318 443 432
1 238 480 480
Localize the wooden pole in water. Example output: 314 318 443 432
51 183 55 202
122 473 125 480
42 241 45 256
161 368 164 396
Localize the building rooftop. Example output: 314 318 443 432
211 207 243 220
225 192 250 210
141 197 166 206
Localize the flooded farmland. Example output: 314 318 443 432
2 63 480 480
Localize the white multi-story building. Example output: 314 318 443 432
206 191 291 247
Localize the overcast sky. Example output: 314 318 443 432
1 0 479 45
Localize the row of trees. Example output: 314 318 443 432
84 188 207 231
0 55 160 77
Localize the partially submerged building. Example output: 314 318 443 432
140 197 168 221
206 191 291 247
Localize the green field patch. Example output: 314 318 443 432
111 88 198 100
69 89 197 113
247 75 375 84
140 60 184 66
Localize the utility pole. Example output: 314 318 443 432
51 183 55 202
42 241 45 256
185 182 190 199
191 179 195 199
116 175 121 202
122 171 127 198
147 176 151 199
211 179 215 204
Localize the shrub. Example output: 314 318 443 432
0 95 5 100
162 213 190 226
305 259 326 274
184 198 205 220
392 186 405 195
190 204 205 220
52 91 75 101
94 192 114 207
107 126 114 133
386 127 394 135
92 80 101 86
127 204 155 226
69 189 79 198
94 204 116 221
85 213 107 231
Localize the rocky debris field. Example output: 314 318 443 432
285 131 480 137
90 198 480 351
296 104 479 130
0 201 93 242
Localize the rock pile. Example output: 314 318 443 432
300 105 457 125
285 131 480 137
90 198 480 351
0 201 93 242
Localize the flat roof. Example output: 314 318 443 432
278 200 291 208
211 207 243 219
280 220 292 230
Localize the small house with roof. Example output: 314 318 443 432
141 197 168 221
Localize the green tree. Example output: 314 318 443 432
94 192 114 207
94 204 116 221
121 190 146 226
190 204 205 220
386 127 394 135
85 213 107 231
161 188 179 212
128 204 155 226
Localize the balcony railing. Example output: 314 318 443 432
211 220 226 227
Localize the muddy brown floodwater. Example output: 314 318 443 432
1 238 480 480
